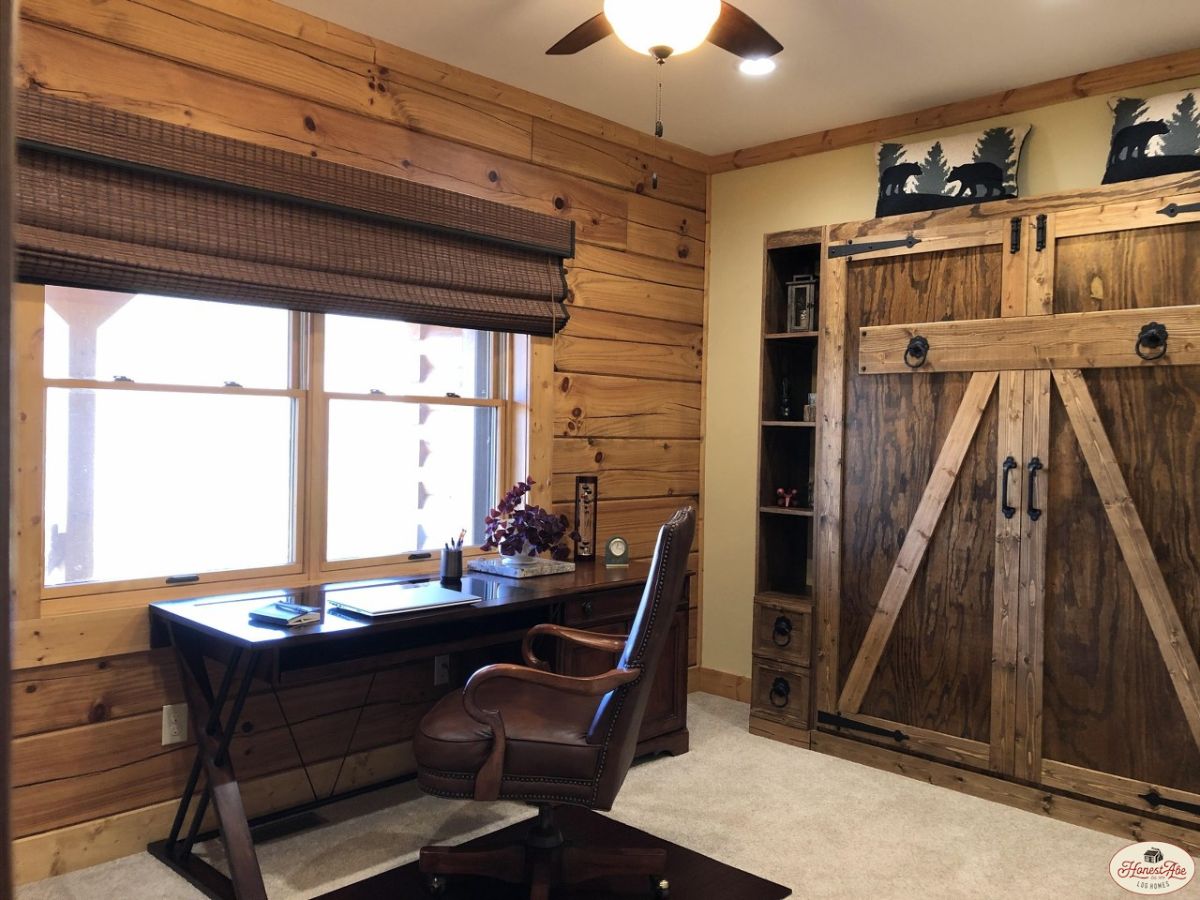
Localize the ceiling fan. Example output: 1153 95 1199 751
547 0 783 63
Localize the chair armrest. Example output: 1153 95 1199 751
521 623 629 671
461 663 641 801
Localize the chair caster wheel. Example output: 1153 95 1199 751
426 873 447 896
652 876 670 898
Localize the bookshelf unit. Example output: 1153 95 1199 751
750 227 824 740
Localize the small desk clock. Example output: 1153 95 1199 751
605 535 629 568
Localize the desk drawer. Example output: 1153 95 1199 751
752 596 813 667
750 658 811 729
564 586 642 625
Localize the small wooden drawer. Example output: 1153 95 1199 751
564 586 642 625
750 658 811 728
752 595 812 667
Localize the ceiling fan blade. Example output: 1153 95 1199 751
708 2 783 58
546 13 614 55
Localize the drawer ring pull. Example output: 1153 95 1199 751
769 676 791 708
581 600 593 618
772 615 793 647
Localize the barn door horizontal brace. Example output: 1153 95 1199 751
828 235 923 259
1140 789 1200 818
817 710 909 742
1157 201 1200 218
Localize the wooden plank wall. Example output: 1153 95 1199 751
1 0 15 891
10 0 706 881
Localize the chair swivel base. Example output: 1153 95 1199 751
419 805 670 899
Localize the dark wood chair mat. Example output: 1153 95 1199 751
319 806 792 899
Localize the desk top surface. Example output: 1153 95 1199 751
150 560 654 649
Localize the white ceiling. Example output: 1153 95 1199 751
280 0 1200 155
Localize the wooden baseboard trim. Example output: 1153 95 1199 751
688 666 751 702
13 739 417 885
811 730 1200 856
749 714 811 749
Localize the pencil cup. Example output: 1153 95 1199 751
440 549 463 581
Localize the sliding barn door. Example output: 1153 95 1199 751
1027 190 1200 825
821 220 1029 771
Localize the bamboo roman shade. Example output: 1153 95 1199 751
15 90 573 335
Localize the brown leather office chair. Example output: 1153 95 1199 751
413 506 695 899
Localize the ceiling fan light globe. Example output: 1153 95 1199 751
603 0 722 58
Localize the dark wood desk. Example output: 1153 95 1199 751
146 561 690 899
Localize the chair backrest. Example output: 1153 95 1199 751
586 506 695 808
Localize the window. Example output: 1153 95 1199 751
321 315 502 564
30 286 518 600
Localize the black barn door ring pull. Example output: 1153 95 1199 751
1027 458 1044 521
772 616 793 647
1136 322 1168 361
904 336 930 369
1000 456 1018 519
769 677 791 708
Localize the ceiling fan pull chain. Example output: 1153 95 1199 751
655 74 664 139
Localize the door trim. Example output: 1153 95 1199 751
858 304 1200 375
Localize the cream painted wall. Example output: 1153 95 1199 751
702 75 1199 678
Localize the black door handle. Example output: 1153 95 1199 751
1027 457 1044 521
1136 321 1168 361
1000 456 1017 519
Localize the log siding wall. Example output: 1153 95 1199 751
9 0 705 881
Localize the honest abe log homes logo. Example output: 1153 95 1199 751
1109 842 1194 894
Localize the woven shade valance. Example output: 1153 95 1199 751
15 90 573 335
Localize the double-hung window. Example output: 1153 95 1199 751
31 284 512 604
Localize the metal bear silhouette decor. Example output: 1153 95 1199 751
874 124 1031 218
1103 88 1200 184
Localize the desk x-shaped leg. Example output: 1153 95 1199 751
147 625 266 900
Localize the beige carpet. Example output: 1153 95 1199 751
19 693 1142 899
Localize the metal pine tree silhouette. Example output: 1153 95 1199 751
973 127 1018 192
1163 93 1200 156
877 142 906 172
1111 97 1149 136
914 141 951 195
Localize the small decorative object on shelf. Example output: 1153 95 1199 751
605 535 630 568
775 487 799 509
802 392 817 422
574 475 598 559
779 376 793 420
481 476 578 568
786 274 819 332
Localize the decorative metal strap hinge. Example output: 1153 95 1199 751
817 711 909 742
1139 789 1200 818
828 235 922 259
1009 217 1022 254
1035 214 1048 251
1157 201 1200 218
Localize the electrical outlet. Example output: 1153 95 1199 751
433 654 450 686
162 703 189 745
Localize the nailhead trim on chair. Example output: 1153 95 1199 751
588 511 682 805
